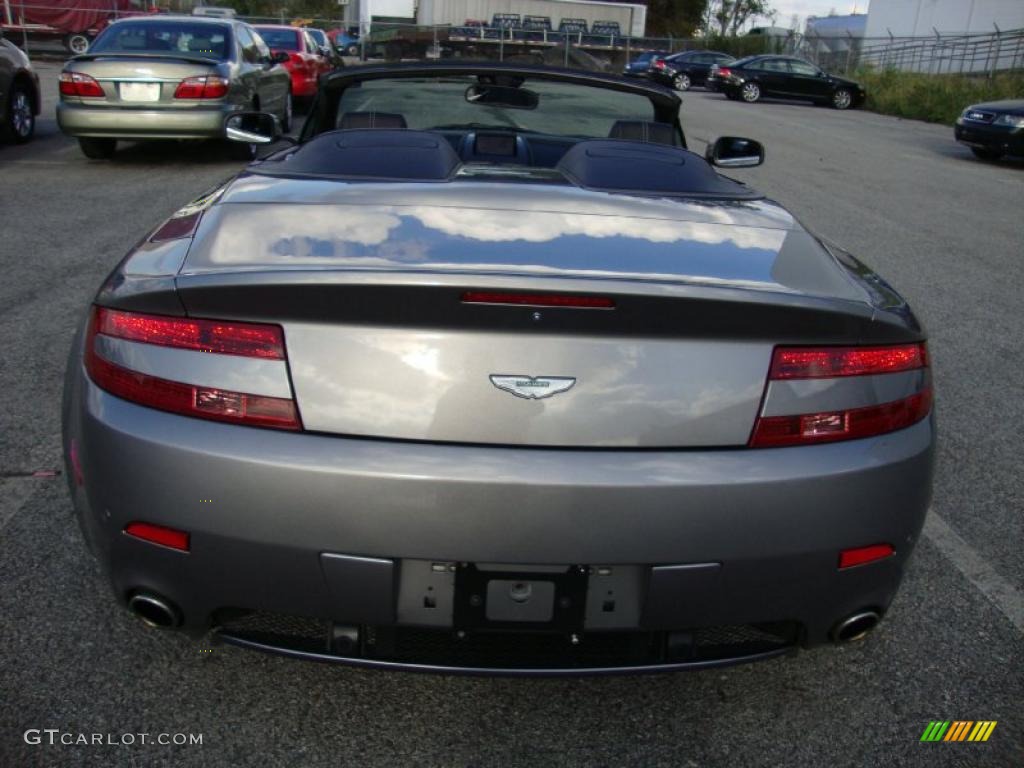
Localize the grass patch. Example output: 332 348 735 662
857 69 1024 124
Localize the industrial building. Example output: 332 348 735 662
341 0 648 37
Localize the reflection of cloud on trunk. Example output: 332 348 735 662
404 205 779 250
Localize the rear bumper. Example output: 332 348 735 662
67 365 934 669
289 70 318 97
57 101 238 139
954 120 1024 155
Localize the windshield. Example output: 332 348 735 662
90 21 232 59
336 77 657 139
307 29 327 46
255 27 301 51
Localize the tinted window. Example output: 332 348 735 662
787 60 820 76
254 27 301 51
90 21 232 59
236 25 260 64
760 59 790 72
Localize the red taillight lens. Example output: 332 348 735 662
750 390 932 447
654 59 666 69
839 543 894 569
461 291 615 309
749 342 931 448
125 521 190 551
59 71 105 97
717 67 732 78
85 307 301 431
174 76 229 99
94 307 285 359
769 343 928 379
289 52 305 69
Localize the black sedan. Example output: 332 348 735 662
622 51 668 78
650 50 734 91
707 55 865 110
954 100 1024 161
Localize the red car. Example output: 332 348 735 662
253 25 330 98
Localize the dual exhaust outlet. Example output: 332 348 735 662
127 590 882 646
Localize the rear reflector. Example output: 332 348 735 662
94 307 285 359
461 291 615 309
839 543 894 569
86 307 301 431
59 71 104 98
769 343 928 380
124 522 190 552
150 212 202 242
750 389 931 447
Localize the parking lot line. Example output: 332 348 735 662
924 510 1024 633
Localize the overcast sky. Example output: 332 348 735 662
769 1 864 29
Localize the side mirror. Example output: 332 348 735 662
225 112 281 144
271 50 290 64
705 136 764 168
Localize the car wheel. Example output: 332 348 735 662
78 137 116 159
970 147 1004 161
65 33 90 55
281 89 293 133
346 44 359 56
673 73 691 91
3 83 35 144
832 88 853 110
740 82 761 103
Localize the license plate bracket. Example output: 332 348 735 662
453 564 588 632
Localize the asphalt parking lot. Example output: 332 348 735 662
1 63 1022 767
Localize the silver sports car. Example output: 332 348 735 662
63 63 935 675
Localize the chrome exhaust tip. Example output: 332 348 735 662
830 610 881 643
127 592 182 629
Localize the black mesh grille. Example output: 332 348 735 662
217 611 799 670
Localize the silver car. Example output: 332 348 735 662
63 63 935 675
57 15 291 159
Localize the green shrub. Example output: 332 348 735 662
857 69 1024 124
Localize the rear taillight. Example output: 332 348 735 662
59 71 104 97
749 342 931 448
289 52 306 70
85 307 301 431
716 67 732 78
654 59 666 69
174 76 229 99
839 543 894 569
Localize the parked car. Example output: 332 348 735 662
304 27 344 68
63 61 934 674
328 27 360 57
707 55 865 109
954 99 1024 161
0 34 40 143
253 25 331 100
650 50 734 91
621 50 668 77
57 16 292 159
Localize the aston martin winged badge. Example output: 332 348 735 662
489 375 576 400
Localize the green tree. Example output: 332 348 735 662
704 0 777 36
645 0 708 38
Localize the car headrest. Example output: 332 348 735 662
608 120 677 146
556 140 758 198
338 111 409 130
257 129 461 181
